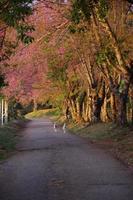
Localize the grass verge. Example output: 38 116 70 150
25 108 61 120
0 120 27 160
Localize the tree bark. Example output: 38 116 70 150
5 99 8 123
115 77 131 126
1 98 4 125
69 99 77 121
92 95 104 122
116 94 128 125
33 99 37 111
101 95 109 122
110 93 117 122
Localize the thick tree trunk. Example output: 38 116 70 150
110 94 117 122
131 107 133 125
115 77 131 126
93 96 103 122
83 98 92 122
88 97 93 122
1 98 4 125
117 94 128 126
92 82 105 122
69 99 77 121
101 96 109 122
64 105 71 120
82 102 86 121
76 100 84 122
5 99 8 123
128 97 133 124
76 100 82 122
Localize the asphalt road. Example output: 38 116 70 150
0 118 133 200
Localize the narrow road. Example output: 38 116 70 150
0 118 133 200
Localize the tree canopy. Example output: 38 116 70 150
0 0 133 125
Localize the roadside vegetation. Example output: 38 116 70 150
25 108 61 120
0 120 27 160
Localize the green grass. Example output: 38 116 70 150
25 108 61 119
69 122 131 140
0 122 22 160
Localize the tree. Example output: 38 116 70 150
70 0 133 125
0 0 34 61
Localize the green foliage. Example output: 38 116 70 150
96 49 107 65
45 108 61 117
47 49 72 88
68 23 87 34
0 74 6 88
98 0 109 20
25 108 61 119
48 65 67 84
71 0 109 23
68 24 77 33
0 0 34 44
71 0 95 24
16 24 35 44
96 40 116 66
0 0 33 26
52 93 66 109
71 0 83 24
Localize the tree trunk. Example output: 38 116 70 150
83 99 91 122
101 96 109 122
69 99 77 121
117 93 128 125
33 99 37 111
76 100 81 122
110 94 117 122
92 82 105 122
5 99 8 123
131 107 133 125
88 98 92 122
93 95 103 122
82 101 86 121
1 98 4 125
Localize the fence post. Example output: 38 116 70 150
1 98 4 125
0 99 1 125
5 99 8 123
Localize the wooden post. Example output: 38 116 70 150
1 98 4 125
0 99 1 125
5 99 8 123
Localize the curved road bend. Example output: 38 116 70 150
0 118 133 200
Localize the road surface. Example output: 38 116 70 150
0 118 133 200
